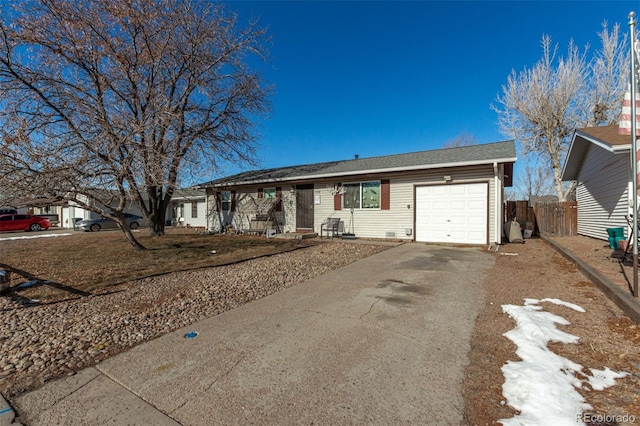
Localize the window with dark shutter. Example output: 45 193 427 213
381 180 390 210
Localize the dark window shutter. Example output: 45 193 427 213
231 190 237 212
257 188 263 198
275 187 283 212
381 180 390 210
216 191 222 211
334 183 342 210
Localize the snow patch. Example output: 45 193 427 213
499 299 629 426
0 233 72 242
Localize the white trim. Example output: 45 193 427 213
574 130 631 153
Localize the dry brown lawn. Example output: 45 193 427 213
463 238 640 425
0 228 317 303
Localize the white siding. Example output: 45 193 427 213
312 165 498 242
576 145 629 240
183 201 207 228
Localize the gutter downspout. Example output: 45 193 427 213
494 162 501 246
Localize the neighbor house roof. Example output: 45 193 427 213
198 140 516 188
562 125 632 181
171 188 206 200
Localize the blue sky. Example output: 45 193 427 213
217 1 637 177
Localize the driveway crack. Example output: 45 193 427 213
169 351 248 415
359 298 382 320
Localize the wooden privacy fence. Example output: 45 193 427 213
505 200 577 237
532 201 577 236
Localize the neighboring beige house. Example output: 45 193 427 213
562 125 632 240
196 141 516 245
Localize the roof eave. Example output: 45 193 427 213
562 130 631 181
202 157 518 188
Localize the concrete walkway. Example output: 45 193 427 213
11 243 495 425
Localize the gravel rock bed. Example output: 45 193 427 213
0 242 390 398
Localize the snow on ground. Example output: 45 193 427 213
0 232 72 242
499 298 629 426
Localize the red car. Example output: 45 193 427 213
0 214 51 232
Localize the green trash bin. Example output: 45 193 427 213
606 227 625 249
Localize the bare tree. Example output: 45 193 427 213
442 131 479 148
0 0 270 249
493 23 628 201
515 164 555 200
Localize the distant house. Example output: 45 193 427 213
13 197 68 227
167 188 207 228
197 141 516 244
12 189 207 229
562 125 631 240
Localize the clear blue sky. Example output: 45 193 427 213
217 1 637 178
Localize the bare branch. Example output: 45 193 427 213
0 0 271 247
493 27 628 201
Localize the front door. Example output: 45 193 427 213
296 184 314 231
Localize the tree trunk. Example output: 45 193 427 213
147 200 168 236
121 225 146 250
552 162 568 202
144 186 172 237
150 218 165 236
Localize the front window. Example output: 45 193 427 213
362 181 381 208
343 184 360 209
191 202 198 218
343 181 380 209
221 191 231 211
263 188 276 199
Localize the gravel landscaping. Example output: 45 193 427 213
0 241 391 398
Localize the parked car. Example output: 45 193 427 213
0 214 51 232
75 213 145 232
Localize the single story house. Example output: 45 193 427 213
562 125 632 240
196 141 516 245
167 189 207 228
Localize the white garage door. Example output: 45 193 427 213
415 183 488 244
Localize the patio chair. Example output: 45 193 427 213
320 217 341 239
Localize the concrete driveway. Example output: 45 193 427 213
14 242 495 425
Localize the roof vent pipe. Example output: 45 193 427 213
354 154 359 159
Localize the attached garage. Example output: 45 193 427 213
415 183 488 244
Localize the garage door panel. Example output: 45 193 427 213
430 200 448 209
449 200 467 210
415 183 488 244
467 230 486 241
467 199 486 209
468 184 486 195
431 186 448 196
449 185 467 195
468 215 486 225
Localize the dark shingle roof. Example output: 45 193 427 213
199 140 516 187
575 125 632 147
